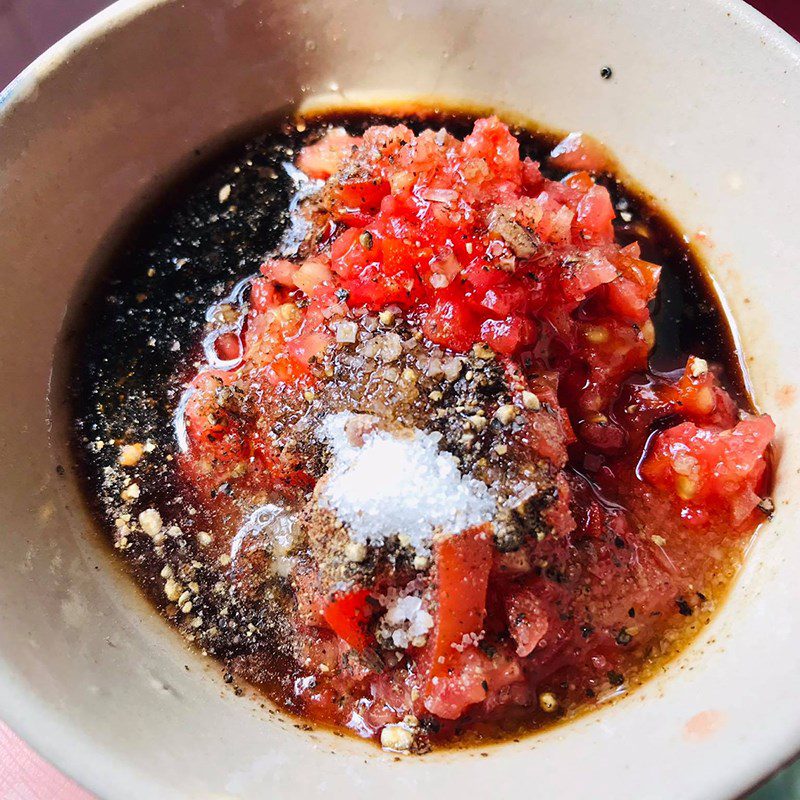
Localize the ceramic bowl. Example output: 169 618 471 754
1 1 799 798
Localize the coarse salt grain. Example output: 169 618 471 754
318 413 495 555
380 594 434 649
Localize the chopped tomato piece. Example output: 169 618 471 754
504 582 550 657
575 184 615 243
549 132 610 173
422 644 524 719
641 415 775 526
261 257 299 287
332 180 390 218
480 316 535 355
422 296 482 352
323 588 374 650
296 127 360 179
419 525 493 694
287 331 331 366
214 332 241 362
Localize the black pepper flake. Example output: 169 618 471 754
580 625 594 639
607 670 625 687
696 591 707 603
757 497 774 516
478 641 497 659
420 716 441 734
614 536 626 549
676 598 693 616
223 671 234 684
335 287 350 302
616 628 633 646
628 607 636 618
600 66 613 80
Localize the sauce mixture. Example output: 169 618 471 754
71 110 774 753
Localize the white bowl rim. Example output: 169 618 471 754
1 1 800 798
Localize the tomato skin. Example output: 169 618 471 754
417 525 493 707
323 589 374 650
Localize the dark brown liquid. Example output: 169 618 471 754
67 108 753 743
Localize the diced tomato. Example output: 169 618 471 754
176 116 777 743
419 525 493 694
249 277 279 313
323 588 374 650
656 357 738 426
422 295 482 352
521 157 545 192
332 180 390 219
575 184 615 243
560 249 618 301
435 527 493 640
614 245 661 297
462 116 521 181
261 257 299 287
287 330 331 367
181 370 249 485
504 582 550 657
549 132 610 173
641 415 775 526
480 315 536 355
422 644 524 719
214 332 241 362
296 127 361 179
292 259 333 295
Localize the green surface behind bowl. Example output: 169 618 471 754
752 763 800 800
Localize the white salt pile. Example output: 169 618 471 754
318 413 495 555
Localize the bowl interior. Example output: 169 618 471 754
1 1 800 798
